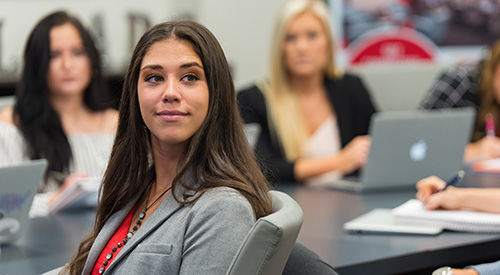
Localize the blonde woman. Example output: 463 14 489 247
238 0 377 185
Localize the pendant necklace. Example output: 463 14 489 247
98 183 172 274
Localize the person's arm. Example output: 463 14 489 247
464 136 500 163
294 135 370 180
464 260 500 275
0 111 27 166
349 74 378 133
179 188 255 274
416 176 500 213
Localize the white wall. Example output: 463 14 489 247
195 0 289 90
0 0 449 112
0 95 13 110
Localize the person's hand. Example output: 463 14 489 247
416 176 465 210
49 173 88 205
423 186 464 211
450 268 479 275
416 175 446 203
464 136 500 163
337 135 371 175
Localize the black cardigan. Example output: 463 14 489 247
237 74 377 183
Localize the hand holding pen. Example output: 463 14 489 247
416 170 465 210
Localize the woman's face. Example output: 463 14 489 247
138 38 209 151
46 23 91 97
283 12 329 78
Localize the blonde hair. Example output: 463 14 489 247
474 40 500 141
262 0 342 161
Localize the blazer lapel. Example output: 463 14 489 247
325 77 350 147
81 199 137 275
103 189 195 273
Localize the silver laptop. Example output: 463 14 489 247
0 159 47 244
327 108 475 192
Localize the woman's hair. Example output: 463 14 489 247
262 0 342 161
475 40 500 141
63 20 272 274
13 10 110 185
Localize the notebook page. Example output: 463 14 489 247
392 199 500 233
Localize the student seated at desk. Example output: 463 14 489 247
237 0 377 186
0 11 118 201
420 39 500 163
59 20 273 274
417 176 500 275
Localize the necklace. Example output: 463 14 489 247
98 184 172 274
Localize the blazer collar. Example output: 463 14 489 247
324 76 350 147
104 192 185 273
82 173 199 274
82 198 137 275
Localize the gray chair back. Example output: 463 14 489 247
226 190 303 275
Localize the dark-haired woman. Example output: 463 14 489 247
60 20 272 275
0 11 118 197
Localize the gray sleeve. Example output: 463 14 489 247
467 260 500 275
179 188 255 275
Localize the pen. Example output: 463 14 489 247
486 113 495 137
442 170 465 191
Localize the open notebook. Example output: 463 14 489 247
392 199 500 233
344 199 500 234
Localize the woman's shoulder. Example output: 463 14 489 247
194 187 252 212
99 108 119 133
328 73 363 86
237 83 268 123
326 73 371 96
0 106 14 125
199 186 248 202
237 84 265 104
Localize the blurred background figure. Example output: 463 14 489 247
0 11 118 200
238 0 377 186
420 39 500 162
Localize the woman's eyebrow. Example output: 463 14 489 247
180 62 203 69
141 64 163 71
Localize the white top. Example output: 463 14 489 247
0 121 114 192
304 114 342 187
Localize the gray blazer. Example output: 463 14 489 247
81 186 255 275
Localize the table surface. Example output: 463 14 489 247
2 172 500 275
0 209 95 275
280 184 500 274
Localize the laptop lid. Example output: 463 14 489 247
0 159 47 244
359 107 475 191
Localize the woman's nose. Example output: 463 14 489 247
162 79 181 103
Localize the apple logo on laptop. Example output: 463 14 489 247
409 139 427 162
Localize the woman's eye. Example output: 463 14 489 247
182 74 199 82
73 48 86 56
145 75 163 83
307 31 318 39
50 51 60 59
285 34 296 42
